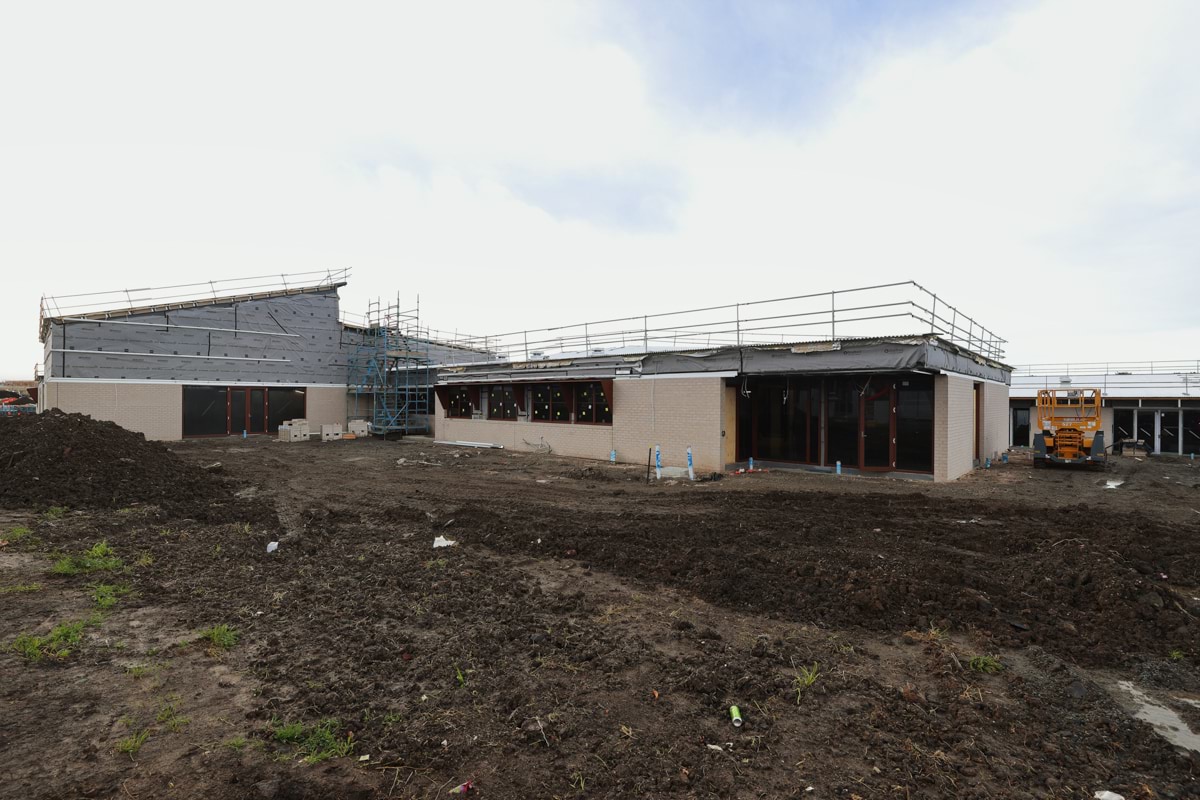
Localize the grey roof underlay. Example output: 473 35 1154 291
434 335 1012 386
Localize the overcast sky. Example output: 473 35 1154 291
2 0 1197 379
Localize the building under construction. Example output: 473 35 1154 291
36 271 490 440
431 282 1011 481
36 275 1011 481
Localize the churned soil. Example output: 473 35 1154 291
0 431 1197 799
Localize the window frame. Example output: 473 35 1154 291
573 381 613 426
531 383 573 423
487 385 520 421
447 387 474 419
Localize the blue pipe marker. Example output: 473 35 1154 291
610 449 617 463
836 460 842 475
748 456 754 471
687 446 695 481
654 445 662 480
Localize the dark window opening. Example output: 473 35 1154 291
1184 410 1200 456
1113 408 1134 442
184 385 304 437
183 386 228 436
742 377 820 463
895 376 934 472
1161 409 1181 454
488 386 519 420
825 377 860 468
1011 406 1031 447
574 382 612 425
268 388 305 432
532 384 571 422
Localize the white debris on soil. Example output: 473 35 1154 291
1104 480 1124 489
266 541 279 553
433 536 458 548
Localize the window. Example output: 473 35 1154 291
183 386 228 436
268 388 306 432
895 376 934 472
532 383 571 422
488 386 519 420
183 385 303 437
448 387 473 418
573 382 612 425
824 377 860 468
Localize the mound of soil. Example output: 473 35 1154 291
0 410 260 522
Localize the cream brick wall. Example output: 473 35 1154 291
934 375 976 482
305 386 348 429
434 377 726 472
42 381 183 440
980 380 1009 461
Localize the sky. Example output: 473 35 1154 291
2 0 1198 378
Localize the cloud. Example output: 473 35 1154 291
1 0 1198 377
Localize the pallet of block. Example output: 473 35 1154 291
278 419 311 442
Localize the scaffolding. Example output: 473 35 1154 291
348 296 432 435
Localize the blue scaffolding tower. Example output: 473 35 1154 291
348 298 432 435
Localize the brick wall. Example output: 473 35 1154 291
42 381 183 440
934 374 975 481
980 381 1010 461
305 386 349 429
434 377 726 471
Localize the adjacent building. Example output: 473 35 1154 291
1010 362 1200 456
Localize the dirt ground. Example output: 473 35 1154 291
2 429 1199 799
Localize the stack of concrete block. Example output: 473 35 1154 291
320 423 343 442
282 419 310 442
347 419 370 437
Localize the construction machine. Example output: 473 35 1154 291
1032 388 1106 467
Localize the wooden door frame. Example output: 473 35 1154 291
858 383 896 471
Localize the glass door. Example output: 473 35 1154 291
861 384 895 470
1159 410 1180 455
229 389 246 436
1184 410 1200 456
249 389 266 434
1135 410 1157 453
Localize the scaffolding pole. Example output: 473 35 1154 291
348 295 432 435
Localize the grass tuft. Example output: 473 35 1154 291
12 619 91 661
224 735 249 751
117 729 150 758
793 663 821 703
7 525 33 543
43 506 68 520
969 654 1004 674
271 719 354 763
90 582 131 609
1169 649 1185 662
51 541 124 576
200 624 239 651
156 698 190 731
0 583 43 595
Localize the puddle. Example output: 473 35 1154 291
1115 681 1200 752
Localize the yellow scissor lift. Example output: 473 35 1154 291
1033 388 1107 467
